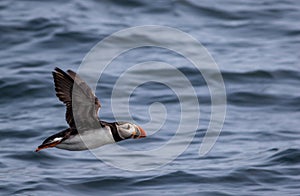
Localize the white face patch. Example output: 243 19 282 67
118 123 136 139
119 123 134 133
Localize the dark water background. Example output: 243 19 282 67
1 0 300 195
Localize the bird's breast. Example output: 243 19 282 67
56 128 115 151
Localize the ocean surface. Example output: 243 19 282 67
1 0 300 195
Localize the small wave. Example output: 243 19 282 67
179 0 246 21
223 69 300 83
268 148 300 165
133 171 199 186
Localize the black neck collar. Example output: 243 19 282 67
101 121 123 142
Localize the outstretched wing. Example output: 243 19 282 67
52 67 101 130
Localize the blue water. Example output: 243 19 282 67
1 0 300 195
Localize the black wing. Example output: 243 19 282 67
52 67 101 130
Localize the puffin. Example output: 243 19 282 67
35 67 146 152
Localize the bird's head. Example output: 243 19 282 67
116 122 147 140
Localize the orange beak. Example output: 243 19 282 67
133 126 147 139
35 141 61 152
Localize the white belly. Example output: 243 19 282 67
56 128 115 151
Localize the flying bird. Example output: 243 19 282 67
36 67 146 152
